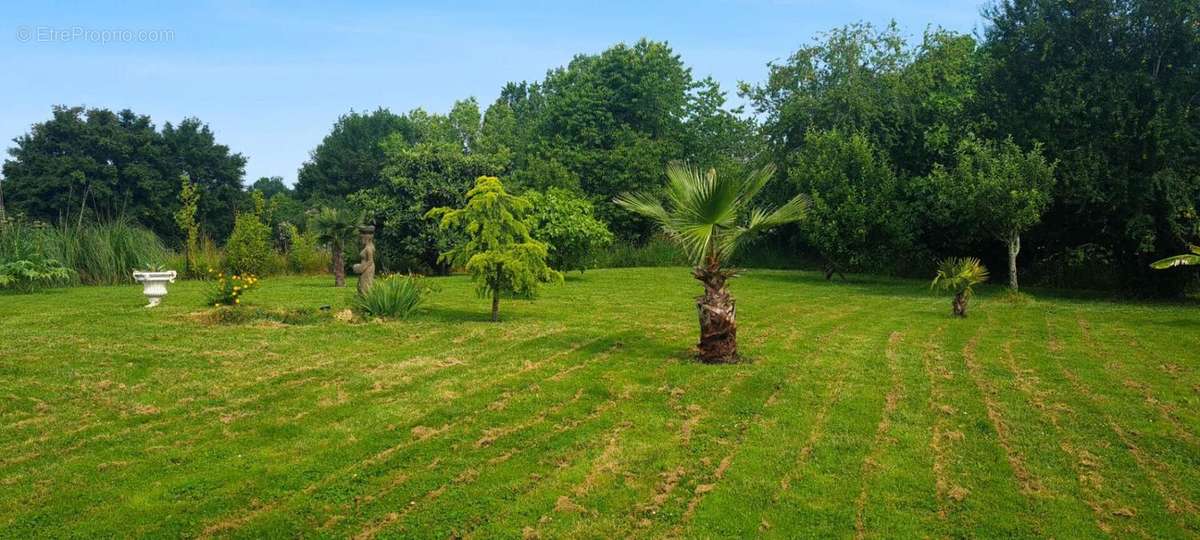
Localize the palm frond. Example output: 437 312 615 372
1150 245 1200 269
615 162 802 266
931 257 989 296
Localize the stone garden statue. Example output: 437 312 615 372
352 225 375 295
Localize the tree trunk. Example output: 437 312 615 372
491 288 500 322
952 292 968 317
693 260 738 363
332 243 345 287
1007 231 1020 292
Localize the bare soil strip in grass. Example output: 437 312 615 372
1061 367 1199 527
998 340 1116 535
196 338 619 538
854 330 905 539
0 325 528 474
1 328 583 521
962 336 1043 497
349 404 616 539
770 324 852 499
920 327 960 520
614 305 865 537
1065 315 1200 521
352 388 638 539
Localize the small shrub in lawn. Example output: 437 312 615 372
204 271 259 306
0 256 73 292
224 212 273 276
353 274 426 319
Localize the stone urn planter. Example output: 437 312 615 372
132 270 177 308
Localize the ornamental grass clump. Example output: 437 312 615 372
204 270 259 306
353 274 426 319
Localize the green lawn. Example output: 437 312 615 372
1 268 1198 538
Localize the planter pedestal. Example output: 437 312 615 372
133 271 177 308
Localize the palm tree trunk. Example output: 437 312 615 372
952 292 967 317
332 243 345 287
1007 231 1020 292
693 260 737 363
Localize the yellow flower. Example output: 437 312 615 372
234 299 240 304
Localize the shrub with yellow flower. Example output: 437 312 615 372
204 270 260 307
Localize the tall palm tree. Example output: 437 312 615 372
615 163 807 363
312 207 361 287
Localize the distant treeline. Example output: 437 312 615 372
2 0 1197 295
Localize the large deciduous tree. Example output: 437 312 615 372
427 176 560 322
2 106 246 242
615 164 806 363
295 108 420 202
928 136 1054 291
978 0 1200 294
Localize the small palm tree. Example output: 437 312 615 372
1151 244 1200 269
615 163 807 363
312 207 362 287
931 257 989 317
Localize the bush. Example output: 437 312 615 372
353 274 425 319
224 213 273 276
204 271 260 306
0 257 73 292
523 188 614 273
284 223 330 274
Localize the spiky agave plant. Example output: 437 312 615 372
615 163 807 363
931 257 990 317
1150 244 1200 270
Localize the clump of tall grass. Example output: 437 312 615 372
353 274 426 319
0 218 168 285
594 235 687 268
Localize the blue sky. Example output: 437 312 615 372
1 1 986 186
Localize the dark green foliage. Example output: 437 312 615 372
1 106 247 243
350 139 505 274
0 252 72 293
249 176 289 198
787 129 908 273
978 0 1200 293
593 236 688 268
523 188 614 272
295 108 421 201
353 274 426 319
